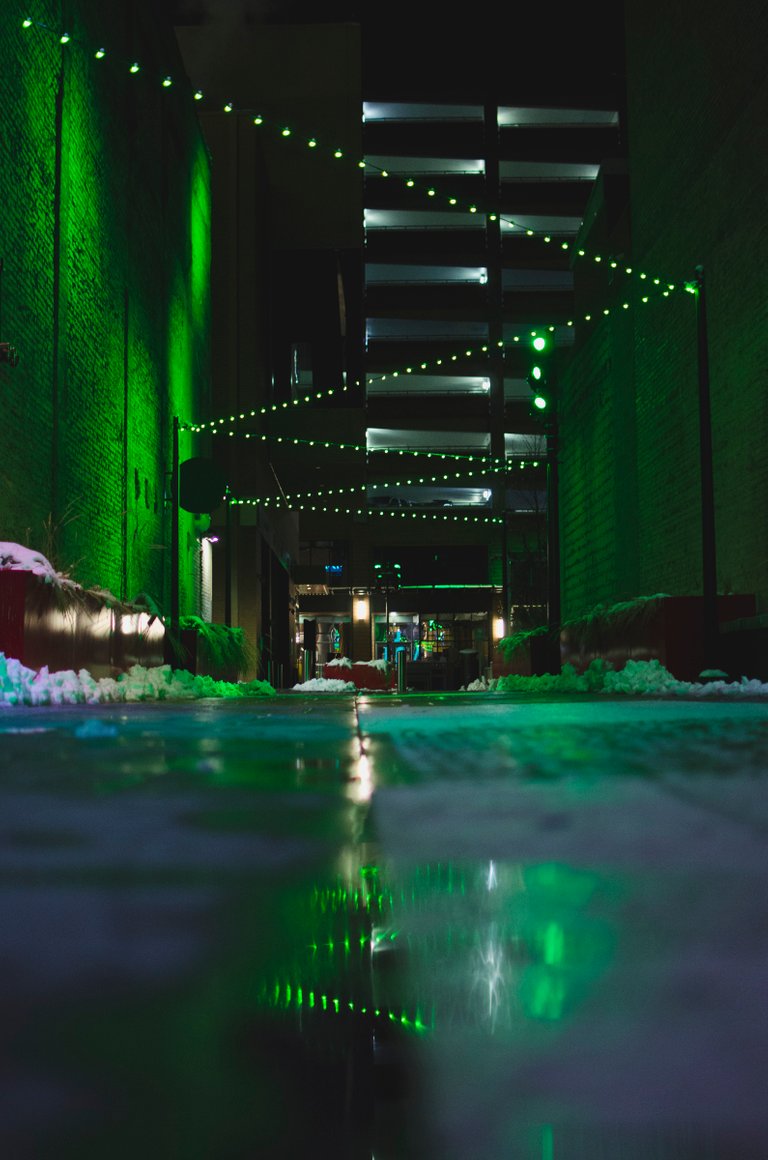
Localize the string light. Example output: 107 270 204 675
186 381 353 432
17 19 683 311
228 494 504 524
241 459 540 508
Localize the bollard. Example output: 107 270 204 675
303 649 315 682
396 647 406 694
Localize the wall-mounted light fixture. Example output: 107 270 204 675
354 592 370 621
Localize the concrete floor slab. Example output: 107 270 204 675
0 692 767 1157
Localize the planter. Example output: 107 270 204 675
165 619 255 683
560 594 756 681
0 570 165 678
323 661 395 690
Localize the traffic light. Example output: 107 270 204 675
374 561 402 591
527 331 554 413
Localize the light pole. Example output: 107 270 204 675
693 266 718 668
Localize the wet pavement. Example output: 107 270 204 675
2 691 768 1158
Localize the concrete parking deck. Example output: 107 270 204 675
2 691 768 1158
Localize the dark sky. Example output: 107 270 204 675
171 0 625 107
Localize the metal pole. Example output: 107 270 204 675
546 426 561 628
545 415 561 674
224 490 232 627
171 416 180 634
695 266 718 668
396 647 406 694
484 101 508 625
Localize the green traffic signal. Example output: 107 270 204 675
532 335 547 352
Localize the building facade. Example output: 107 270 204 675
0 0 210 616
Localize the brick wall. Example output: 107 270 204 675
559 1 768 619
0 1 210 615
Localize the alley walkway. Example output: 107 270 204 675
2 691 768 1158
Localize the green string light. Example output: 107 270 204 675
228 494 503 524
18 18 684 333
243 458 534 507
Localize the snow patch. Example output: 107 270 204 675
493 658 768 698
0 652 274 706
0 542 74 587
354 658 390 673
292 677 356 692
325 656 353 669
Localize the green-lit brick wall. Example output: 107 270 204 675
560 2 768 619
0 1 210 614
625 1 768 612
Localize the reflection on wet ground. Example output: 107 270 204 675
1 693 768 1157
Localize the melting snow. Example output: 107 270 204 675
0 652 274 706
292 677 357 693
491 658 768 697
0 542 74 587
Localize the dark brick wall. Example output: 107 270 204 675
560 1 768 619
0 1 210 614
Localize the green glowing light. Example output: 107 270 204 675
22 18 33 28
308 138 317 147
281 127 291 136
334 148 343 158
224 102 233 112
252 113 263 122
532 336 546 351
162 76 173 87
60 32 71 44
129 62 140 74
531 365 543 380
194 90 204 100
95 47 106 59
533 395 547 410
544 923 565 966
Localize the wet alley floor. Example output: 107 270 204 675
2 691 768 1159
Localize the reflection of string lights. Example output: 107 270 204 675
262 979 430 1033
